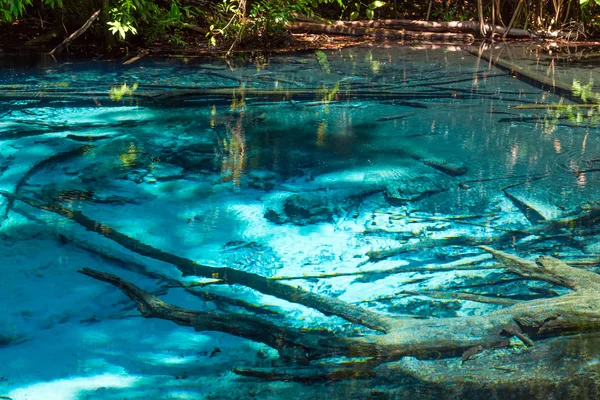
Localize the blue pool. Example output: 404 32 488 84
1 45 600 399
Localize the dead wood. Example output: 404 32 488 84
381 333 600 398
1 145 92 223
77 237 600 370
232 365 376 382
464 45 594 104
289 20 533 38
49 10 101 56
25 27 64 47
56 229 282 317
287 22 475 43
2 191 391 333
364 206 600 261
184 24 208 35
184 287 281 316
403 290 521 306
511 103 600 109
6 189 600 385
270 254 494 281
78 267 365 361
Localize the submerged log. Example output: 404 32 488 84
465 46 595 104
365 205 600 261
270 254 494 281
503 190 547 224
7 188 600 387
78 268 360 361
382 332 600 398
1 145 92 223
80 246 600 379
403 290 521 306
511 103 600 110
232 365 376 382
2 192 391 333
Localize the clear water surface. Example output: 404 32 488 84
0 45 599 399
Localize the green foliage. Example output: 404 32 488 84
2 0 600 50
572 78 598 103
0 0 61 22
580 0 600 7
206 0 329 47
248 0 322 40
107 20 138 39
315 50 330 73
430 2 475 21
108 0 195 41
109 82 138 101
340 0 386 20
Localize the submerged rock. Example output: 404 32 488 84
150 164 185 181
247 170 279 191
0 333 27 347
265 193 340 225
264 209 287 224
165 149 217 172
384 177 446 205
284 193 339 224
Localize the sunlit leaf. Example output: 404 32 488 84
368 1 386 9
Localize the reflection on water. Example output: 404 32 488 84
1 45 600 399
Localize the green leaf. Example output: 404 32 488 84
366 8 374 19
349 10 359 20
368 1 386 9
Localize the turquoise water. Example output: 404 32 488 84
1 46 600 399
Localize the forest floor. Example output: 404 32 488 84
3 16 600 61
0 17 387 59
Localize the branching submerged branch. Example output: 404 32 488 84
4 189 600 388
74 227 600 376
1 191 391 333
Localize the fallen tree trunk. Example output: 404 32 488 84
6 189 600 388
464 45 595 104
292 19 535 39
287 22 475 43
1 191 391 333
80 245 600 372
